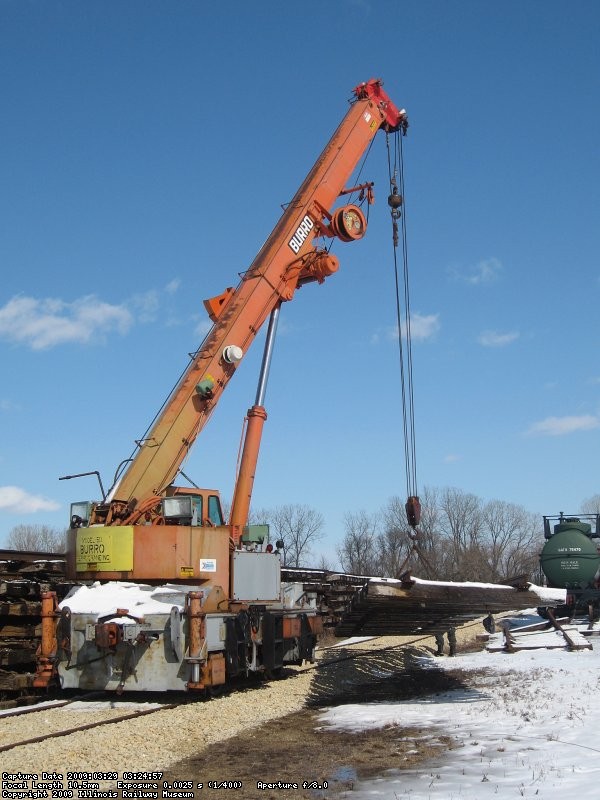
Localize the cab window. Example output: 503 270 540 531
208 495 224 525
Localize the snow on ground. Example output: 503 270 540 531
319 614 600 798
327 636 376 649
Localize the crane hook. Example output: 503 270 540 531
388 186 403 248
387 186 403 213
405 495 421 529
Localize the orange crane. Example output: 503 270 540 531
38 79 407 693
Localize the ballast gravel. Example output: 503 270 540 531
0 623 486 783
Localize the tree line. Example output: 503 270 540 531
337 487 545 583
7 486 596 583
5 502 328 568
6 524 66 552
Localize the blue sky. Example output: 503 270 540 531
1 1 599 561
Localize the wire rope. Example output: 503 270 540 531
386 132 418 505
398 132 418 496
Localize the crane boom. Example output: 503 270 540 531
103 79 406 523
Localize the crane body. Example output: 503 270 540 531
37 80 408 693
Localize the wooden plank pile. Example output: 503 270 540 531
334 573 567 638
0 586 42 694
0 556 67 699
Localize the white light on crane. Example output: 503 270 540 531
223 345 243 364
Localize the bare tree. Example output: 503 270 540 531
337 509 379 575
316 554 334 571
481 500 539 582
220 497 231 523
375 489 446 579
269 504 324 567
410 486 446 579
377 496 414 578
7 524 65 553
363 487 541 584
206 500 324 565
438 488 483 580
247 506 272 526
580 494 600 515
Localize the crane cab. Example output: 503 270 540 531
65 486 228 587
160 486 224 527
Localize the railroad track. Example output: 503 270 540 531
0 623 494 769
0 637 399 753
0 698 181 754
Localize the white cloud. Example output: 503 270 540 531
0 485 60 513
132 290 160 323
0 279 193 350
443 454 461 463
0 295 132 350
449 257 502 285
478 330 520 347
194 318 213 338
385 313 440 343
405 313 440 341
0 399 20 412
527 415 600 437
130 279 181 323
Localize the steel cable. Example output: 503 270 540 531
386 131 418 502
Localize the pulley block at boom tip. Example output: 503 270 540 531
353 79 408 134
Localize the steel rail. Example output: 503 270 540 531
0 702 179 754
0 691 107 720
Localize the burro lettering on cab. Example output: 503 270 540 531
79 540 110 562
288 214 314 254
